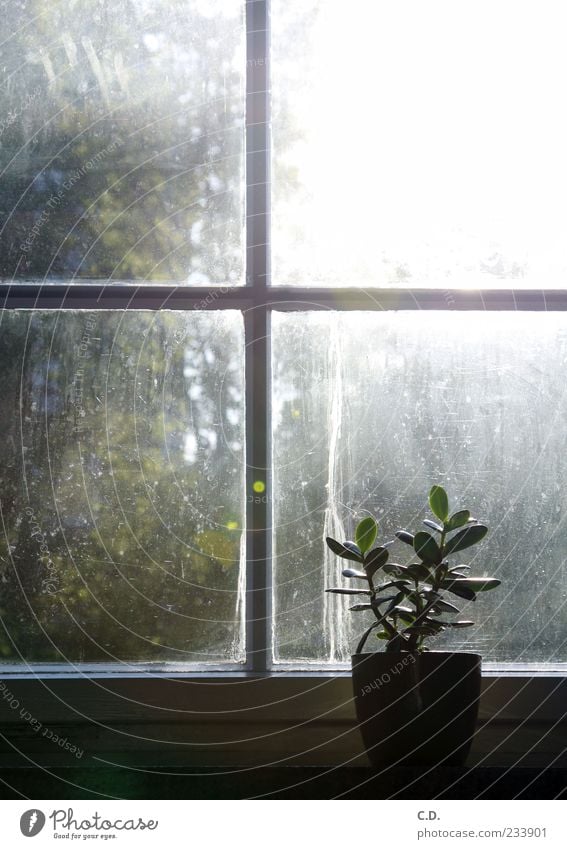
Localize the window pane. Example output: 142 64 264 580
272 0 567 288
0 0 244 285
0 310 245 665
273 311 567 666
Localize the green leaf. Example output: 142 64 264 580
392 562 433 581
403 625 440 636
325 588 372 596
438 580 477 600
355 517 378 554
341 568 368 580
413 531 442 564
376 579 412 593
404 562 434 581
343 540 364 559
440 577 502 597
325 537 363 563
449 577 501 592
397 613 416 625
371 595 397 606
429 485 449 522
427 618 474 628
364 546 389 579
382 563 404 575
395 530 414 546
444 509 471 532
349 603 374 611
423 519 443 533
375 631 389 640
430 598 460 614
393 606 415 625
443 524 488 556
388 591 406 609
448 565 470 575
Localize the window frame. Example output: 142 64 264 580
0 0 566 765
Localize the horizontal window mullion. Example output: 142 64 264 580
5 285 567 312
263 288 567 311
4 286 567 311
0 284 256 310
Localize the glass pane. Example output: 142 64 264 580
273 311 567 666
0 0 244 285
0 310 245 665
272 1 567 288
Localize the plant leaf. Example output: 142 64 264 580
376 579 412 593
429 485 449 522
395 530 414 546
438 580 477 600
444 509 470 532
430 598 460 614
427 618 474 628
382 563 404 575
443 524 488 556
349 603 374 611
403 625 440 636
404 562 434 581
343 540 364 559
446 577 501 592
371 595 397 606
396 611 415 625
413 531 442 564
355 517 378 554
364 546 389 579
392 605 415 622
440 577 501 597
341 568 368 580
325 588 372 595
423 519 443 533
325 537 363 563
448 565 470 575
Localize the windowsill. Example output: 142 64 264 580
1 670 565 770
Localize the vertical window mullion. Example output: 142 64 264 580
245 0 272 671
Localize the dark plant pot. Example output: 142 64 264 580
352 651 481 768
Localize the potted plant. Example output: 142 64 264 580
326 485 501 767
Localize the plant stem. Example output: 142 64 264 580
356 623 378 654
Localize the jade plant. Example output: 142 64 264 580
325 485 501 654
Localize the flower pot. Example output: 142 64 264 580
351 651 481 767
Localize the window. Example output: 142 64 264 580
0 0 247 672
272 311 567 667
1 0 566 687
0 310 245 665
272 0 567 290
0 0 244 285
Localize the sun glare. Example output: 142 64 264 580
273 0 567 288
